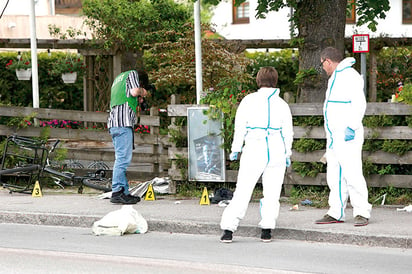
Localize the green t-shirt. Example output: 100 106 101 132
110 70 138 113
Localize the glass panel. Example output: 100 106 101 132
403 2 412 21
187 107 225 182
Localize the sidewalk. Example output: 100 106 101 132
0 188 411 249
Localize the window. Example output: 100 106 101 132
346 0 356 24
55 0 82 15
233 0 249 24
403 0 412 24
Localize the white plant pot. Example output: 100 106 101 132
15 69 32 81
61 72 77 84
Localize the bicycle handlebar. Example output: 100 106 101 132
50 140 60 153
10 135 45 148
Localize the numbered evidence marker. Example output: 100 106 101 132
144 184 155 201
200 187 210 205
32 181 42 197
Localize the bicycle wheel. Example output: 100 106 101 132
87 161 109 170
82 177 111 192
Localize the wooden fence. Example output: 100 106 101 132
0 100 410 194
167 95 411 194
0 106 169 182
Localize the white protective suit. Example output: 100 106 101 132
323 57 372 221
220 88 293 232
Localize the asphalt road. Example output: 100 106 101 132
1 223 412 274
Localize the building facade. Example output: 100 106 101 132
210 0 412 39
0 0 90 39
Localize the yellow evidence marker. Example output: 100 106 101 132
200 187 210 205
144 184 155 201
32 181 42 197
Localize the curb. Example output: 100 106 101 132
1 211 410 249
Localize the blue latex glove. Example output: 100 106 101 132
344 127 355 141
229 152 239 161
286 157 291 167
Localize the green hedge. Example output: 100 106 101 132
0 51 83 110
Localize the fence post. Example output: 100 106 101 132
167 94 181 194
150 106 161 175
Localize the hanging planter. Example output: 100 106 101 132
49 52 85 84
15 69 32 81
6 52 32 80
61 72 77 84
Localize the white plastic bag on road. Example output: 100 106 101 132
92 205 148 236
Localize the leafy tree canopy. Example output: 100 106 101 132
82 0 193 50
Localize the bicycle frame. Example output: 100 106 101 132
1 135 111 194
0 135 48 193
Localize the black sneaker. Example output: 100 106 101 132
261 229 272 242
315 214 344 224
220 230 233 243
111 190 140 204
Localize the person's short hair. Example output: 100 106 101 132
137 69 149 90
256 67 278 88
320 47 343 63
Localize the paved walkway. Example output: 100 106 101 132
0 188 411 249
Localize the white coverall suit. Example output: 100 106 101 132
220 88 293 232
323 57 372 221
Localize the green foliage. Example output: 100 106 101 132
377 164 395 175
376 47 412 102
0 52 84 110
146 22 254 106
362 159 377 176
168 127 187 147
82 0 192 51
245 50 298 98
293 68 319 85
5 113 37 129
293 139 325 153
48 54 86 76
48 24 87 40
369 186 412 205
201 77 254 151
355 0 390 31
292 162 325 178
363 115 404 128
293 116 323 127
363 161 410 177
363 139 383 152
5 53 31 70
399 83 412 105
289 185 329 208
287 185 411 207
407 115 412 128
382 140 412 156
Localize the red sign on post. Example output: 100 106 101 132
352 34 369 53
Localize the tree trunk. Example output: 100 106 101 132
296 0 346 103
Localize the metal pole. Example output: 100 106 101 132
194 0 202 104
361 53 367 96
29 0 39 109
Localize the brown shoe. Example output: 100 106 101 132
354 215 369 226
315 214 344 224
